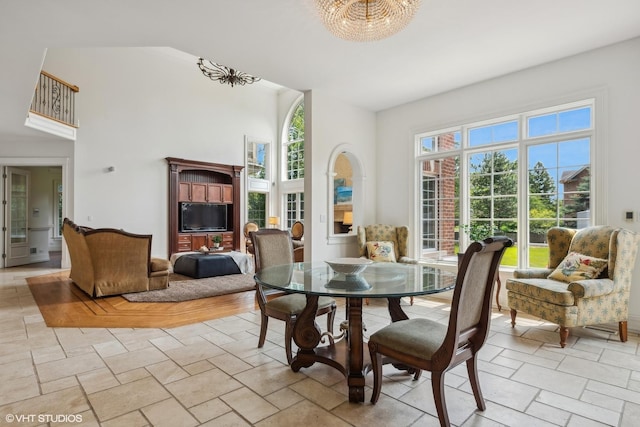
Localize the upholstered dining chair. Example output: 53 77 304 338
243 222 259 255
250 229 337 364
291 220 304 246
291 221 304 262
507 226 640 348
368 236 513 427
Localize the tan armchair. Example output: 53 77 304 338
62 218 171 297
507 226 640 348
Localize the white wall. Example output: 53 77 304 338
377 36 640 327
1 47 374 266
306 90 377 262
38 47 282 259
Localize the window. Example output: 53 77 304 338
416 100 595 269
527 106 591 138
248 192 267 228
418 131 460 260
281 98 305 227
245 137 271 228
468 147 518 266
285 192 304 229
247 142 267 179
286 101 305 180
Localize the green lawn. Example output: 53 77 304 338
456 245 549 268
501 245 549 268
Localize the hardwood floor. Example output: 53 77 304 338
27 271 259 328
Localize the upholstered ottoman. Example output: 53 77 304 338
173 253 241 279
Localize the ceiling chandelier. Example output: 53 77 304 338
315 0 421 42
197 58 261 87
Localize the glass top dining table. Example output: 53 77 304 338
254 261 456 402
254 261 456 298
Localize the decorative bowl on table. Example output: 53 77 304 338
325 274 371 290
325 258 373 277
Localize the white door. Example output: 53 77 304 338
4 167 31 267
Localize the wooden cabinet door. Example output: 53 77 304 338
221 184 233 203
191 183 207 202
191 234 207 250
178 183 191 202
207 184 223 203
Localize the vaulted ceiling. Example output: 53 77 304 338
2 0 640 140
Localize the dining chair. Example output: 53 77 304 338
250 229 337 364
368 236 513 427
243 221 259 255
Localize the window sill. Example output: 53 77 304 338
327 233 356 245
419 259 515 276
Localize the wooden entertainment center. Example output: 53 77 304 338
166 157 244 257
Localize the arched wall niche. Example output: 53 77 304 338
326 144 365 244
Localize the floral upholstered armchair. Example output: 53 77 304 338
507 226 640 348
356 224 416 264
357 224 416 304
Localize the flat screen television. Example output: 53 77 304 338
179 202 227 232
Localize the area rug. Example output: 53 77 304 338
122 273 256 302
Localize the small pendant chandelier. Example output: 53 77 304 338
197 58 261 87
315 0 422 42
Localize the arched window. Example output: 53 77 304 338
282 100 305 229
286 101 304 180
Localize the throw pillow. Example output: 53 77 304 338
366 241 396 263
547 252 608 283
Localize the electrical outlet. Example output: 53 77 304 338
625 211 634 221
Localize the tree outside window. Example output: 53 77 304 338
248 192 267 228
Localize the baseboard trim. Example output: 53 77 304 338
584 317 640 336
628 314 640 334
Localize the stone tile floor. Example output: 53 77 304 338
0 265 639 426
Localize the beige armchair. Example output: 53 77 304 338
62 218 171 297
507 226 640 348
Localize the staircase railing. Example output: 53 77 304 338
29 71 79 128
